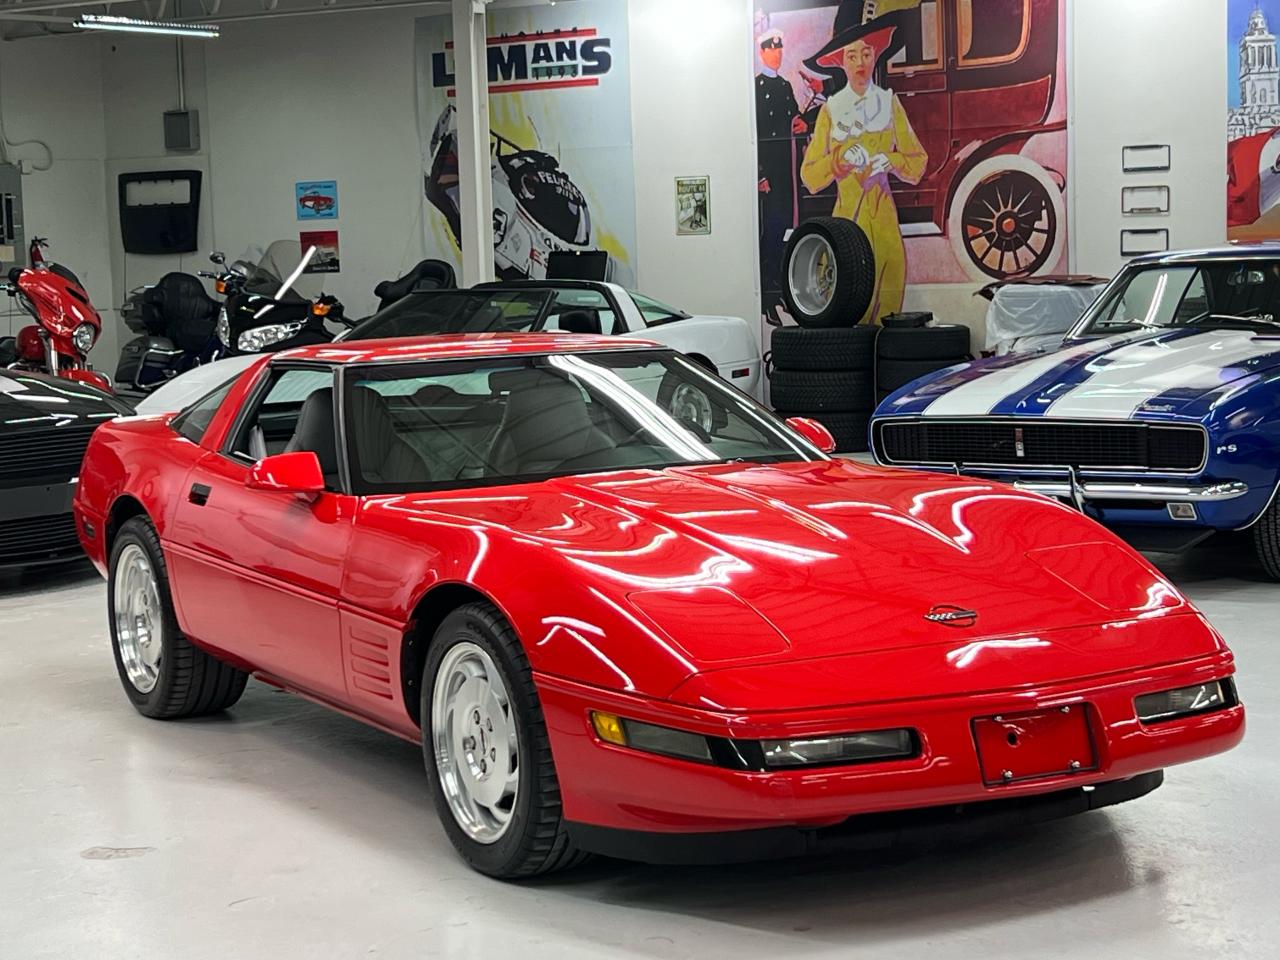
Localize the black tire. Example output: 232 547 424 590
1252 500 1280 581
108 516 248 719
784 411 870 454
876 324 972 361
781 217 875 328
877 357 965 393
770 325 877 372
421 602 588 879
770 369 874 413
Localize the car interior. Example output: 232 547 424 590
223 356 786 492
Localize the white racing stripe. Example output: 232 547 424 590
1045 330 1280 419
922 340 1107 416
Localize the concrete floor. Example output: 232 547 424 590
0 546 1275 960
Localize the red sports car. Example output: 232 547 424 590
297 192 335 212
74 335 1244 878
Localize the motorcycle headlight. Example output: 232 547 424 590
72 322 97 355
237 321 305 353
216 306 230 347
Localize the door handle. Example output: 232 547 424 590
188 483 211 506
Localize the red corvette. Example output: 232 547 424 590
75 335 1244 878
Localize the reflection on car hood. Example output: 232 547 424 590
879 327 1280 421
376 460 1193 683
0 370 130 431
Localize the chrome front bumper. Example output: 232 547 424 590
1013 479 1249 503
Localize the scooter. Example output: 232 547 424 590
0 237 110 392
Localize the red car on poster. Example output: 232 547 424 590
75 335 1243 878
297 192 335 213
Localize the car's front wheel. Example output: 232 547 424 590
108 516 248 718
1253 498 1280 580
421 602 586 879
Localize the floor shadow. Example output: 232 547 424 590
0 558 98 599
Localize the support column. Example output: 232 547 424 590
451 0 495 285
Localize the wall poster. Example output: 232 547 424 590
414 0 636 283
296 180 338 220
1228 2 1280 240
676 176 711 236
299 230 340 273
752 0 1068 323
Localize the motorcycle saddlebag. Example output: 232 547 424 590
115 335 181 388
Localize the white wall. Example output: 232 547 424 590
2 0 1234 376
1069 0 1227 278
0 35 115 363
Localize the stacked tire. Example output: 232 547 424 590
875 321 972 404
769 217 879 453
769 326 877 452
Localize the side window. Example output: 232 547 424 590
228 367 337 479
957 0 1030 67
543 289 621 334
631 292 686 326
887 0 942 74
171 378 236 445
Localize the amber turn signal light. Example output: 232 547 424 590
591 711 627 746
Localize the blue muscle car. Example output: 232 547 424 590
870 245 1280 577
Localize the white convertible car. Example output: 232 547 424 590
135 280 762 415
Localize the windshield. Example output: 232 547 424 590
1079 260 1280 335
342 350 820 493
341 290 553 340
629 291 687 326
244 240 324 302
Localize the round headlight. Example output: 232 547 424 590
216 307 230 347
72 322 97 355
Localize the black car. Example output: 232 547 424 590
0 371 131 569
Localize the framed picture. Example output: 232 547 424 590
675 176 710 236
296 180 338 220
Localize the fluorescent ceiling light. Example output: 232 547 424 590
74 14 220 38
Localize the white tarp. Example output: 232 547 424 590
985 282 1107 356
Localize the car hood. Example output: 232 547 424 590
880 327 1280 421
381 459 1195 692
0 369 130 430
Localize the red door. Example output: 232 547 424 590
164 368 355 702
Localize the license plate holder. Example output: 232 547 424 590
972 704 1098 786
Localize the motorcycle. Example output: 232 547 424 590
115 255 228 395
0 237 111 392
216 240 348 356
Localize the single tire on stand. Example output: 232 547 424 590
781 217 876 327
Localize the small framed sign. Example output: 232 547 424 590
675 176 710 236
296 180 338 220
299 229 340 273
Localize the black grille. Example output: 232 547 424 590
0 425 97 488
0 512 82 566
875 420 1205 471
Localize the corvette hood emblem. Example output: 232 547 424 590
924 604 978 627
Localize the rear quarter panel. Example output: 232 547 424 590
631 316 762 398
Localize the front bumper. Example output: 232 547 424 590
535 654 1243 849
0 480 85 569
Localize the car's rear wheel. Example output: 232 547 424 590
1252 499 1280 581
422 602 587 879
108 516 248 718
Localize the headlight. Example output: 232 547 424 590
216 306 230 347
589 712 918 770
237 321 305 353
72 322 97 355
1135 678 1237 724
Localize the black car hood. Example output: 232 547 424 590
0 370 131 432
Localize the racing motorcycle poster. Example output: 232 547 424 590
752 0 1068 322
414 1 637 284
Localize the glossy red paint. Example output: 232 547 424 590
245 451 326 495
73 335 1245 840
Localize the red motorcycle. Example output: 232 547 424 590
1 237 110 392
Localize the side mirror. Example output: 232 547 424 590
785 416 837 455
210 250 226 265
245 451 326 497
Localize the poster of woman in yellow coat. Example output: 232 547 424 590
800 2 926 325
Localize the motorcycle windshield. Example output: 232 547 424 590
244 240 324 302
